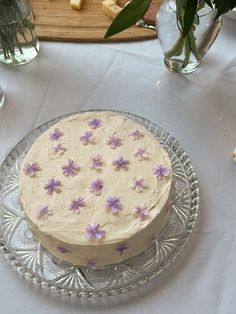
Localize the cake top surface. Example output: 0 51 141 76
19 111 172 245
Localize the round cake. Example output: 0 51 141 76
19 111 172 267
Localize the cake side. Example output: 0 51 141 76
19 111 172 267
29 200 170 266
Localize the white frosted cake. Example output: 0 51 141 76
19 111 172 268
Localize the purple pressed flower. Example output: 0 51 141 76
89 154 104 170
79 131 93 145
128 129 144 141
134 148 149 161
105 196 122 213
52 143 66 155
115 242 129 256
107 133 122 149
134 206 148 220
49 128 63 141
23 162 41 177
153 164 170 179
62 159 80 177
88 117 102 129
85 258 97 269
131 176 146 192
112 156 129 171
44 178 61 195
37 205 50 219
56 245 70 253
70 197 86 214
86 224 105 240
89 178 104 195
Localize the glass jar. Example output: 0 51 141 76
0 0 39 65
156 0 222 74
0 85 5 109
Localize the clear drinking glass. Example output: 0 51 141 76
0 0 39 65
0 85 6 109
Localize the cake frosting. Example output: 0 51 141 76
19 111 172 267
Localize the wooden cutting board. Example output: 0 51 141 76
30 0 160 42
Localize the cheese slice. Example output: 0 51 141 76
70 0 84 10
103 0 118 5
102 0 122 19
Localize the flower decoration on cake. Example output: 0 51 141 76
87 117 102 129
89 154 104 170
128 129 144 141
131 176 146 192
56 245 70 253
134 148 149 161
89 178 104 195
86 224 105 240
105 196 122 214
23 162 41 177
107 133 122 149
44 178 61 195
115 242 129 256
85 258 97 269
131 176 147 193
51 143 66 155
112 156 129 171
153 164 170 180
62 159 80 177
37 205 50 219
49 128 63 141
70 197 86 214
134 206 148 220
79 131 93 145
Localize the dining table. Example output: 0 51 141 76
0 15 236 314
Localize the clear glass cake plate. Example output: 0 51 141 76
0 110 200 298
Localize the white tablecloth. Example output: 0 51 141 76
0 17 236 314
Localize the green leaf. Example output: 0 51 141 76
104 0 152 39
182 0 198 38
204 0 213 8
213 0 236 18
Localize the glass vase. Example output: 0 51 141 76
156 0 222 74
0 0 39 65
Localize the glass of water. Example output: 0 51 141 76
0 85 6 109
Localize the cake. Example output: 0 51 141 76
19 111 172 268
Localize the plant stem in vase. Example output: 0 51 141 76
157 0 222 74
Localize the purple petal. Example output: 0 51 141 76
162 167 170 176
49 128 63 141
86 223 105 240
88 117 102 129
85 258 97 268
107 133 122 149
129 129 144 141
89 154 104 170
153 164 170 179
80 131 93 145
56 245 70 253
95 232 102 240
86 224 94 233
23 162 41 176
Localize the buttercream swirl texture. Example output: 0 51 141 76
19 111 172 267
